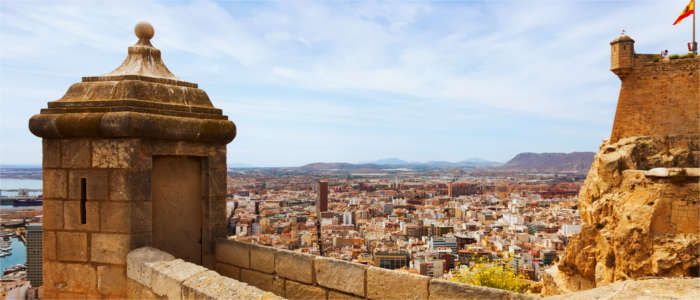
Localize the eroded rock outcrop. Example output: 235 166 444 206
542 31 700 296
542 135 700 295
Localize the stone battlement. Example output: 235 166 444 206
609 34 699 142
214 239 536 300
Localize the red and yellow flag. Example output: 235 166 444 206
673 0 695 25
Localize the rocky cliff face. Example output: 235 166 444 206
543 135 700 295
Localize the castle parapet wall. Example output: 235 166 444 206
214 239 537 300
610 56 699 142
125 247 282 299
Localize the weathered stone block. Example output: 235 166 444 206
250 243 276 274
215 262 240 280
43 200 64 230
109 169 151 201
44 261 97 293
92 139 148 169
276 249 314 284
44 169 67 199
131 201 152 233
241 268 274 291
43 230 56 260
315 257 366 297
127 279 161 300
100 201 130 233
126 247 176 288
208 146 226 167
209 195 227 234
61 139 91 168
216 240 249 268
97 265 126 296
182 270 281 300
91 233 130 264
56 231 87 262
43 139 61 168
150 140 209 156
285 280 326 300
209 168 227 197
64 200 99 231
328 290 363 300
272 275 285 297
68 169 109 201
429 279 534 300
151 259 207 300
181 270 221 300
367 266 430 300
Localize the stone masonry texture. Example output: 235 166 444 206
212 239 557 299
314 257 366 297
250 243 276 274
33 23 236 298
367 266 430 300
610 55 699 142
285 280 326 300
127 247 280 299
275 249 315 284
429 279 536 300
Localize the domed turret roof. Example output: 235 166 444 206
28 22 236 144
611 30 634 43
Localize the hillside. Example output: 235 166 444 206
500 152 595 173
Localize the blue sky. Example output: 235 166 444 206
0 0 695 167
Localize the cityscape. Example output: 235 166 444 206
225 166 584 282
1 155 588 297
1 0 699 299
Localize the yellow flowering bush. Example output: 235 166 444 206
450 253 529 293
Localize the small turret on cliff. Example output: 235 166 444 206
542 33 700 296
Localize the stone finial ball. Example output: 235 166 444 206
134 22 154 40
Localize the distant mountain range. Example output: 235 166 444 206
361 158 502 169
228 152 594 174
499 152 595 173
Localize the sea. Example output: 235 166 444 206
0 178 42 273
0 237 26 273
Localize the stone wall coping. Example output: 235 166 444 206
216 240 539 300
127 247 284 300
275 248 315 284
429 279 538 300
249 243 277 274
366 266 431 299
314 256 367 297
126 247 175 288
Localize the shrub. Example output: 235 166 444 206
450 253 529 293
680 53 697 59
669 54 681 60
652 55 661 62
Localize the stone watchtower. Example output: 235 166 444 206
608 32 699 142
610 32 635 79
28 22 235 298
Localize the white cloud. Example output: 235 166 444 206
0 0 694 165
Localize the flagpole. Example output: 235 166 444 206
693 3 697 53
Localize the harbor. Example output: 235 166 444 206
0 178 42 297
